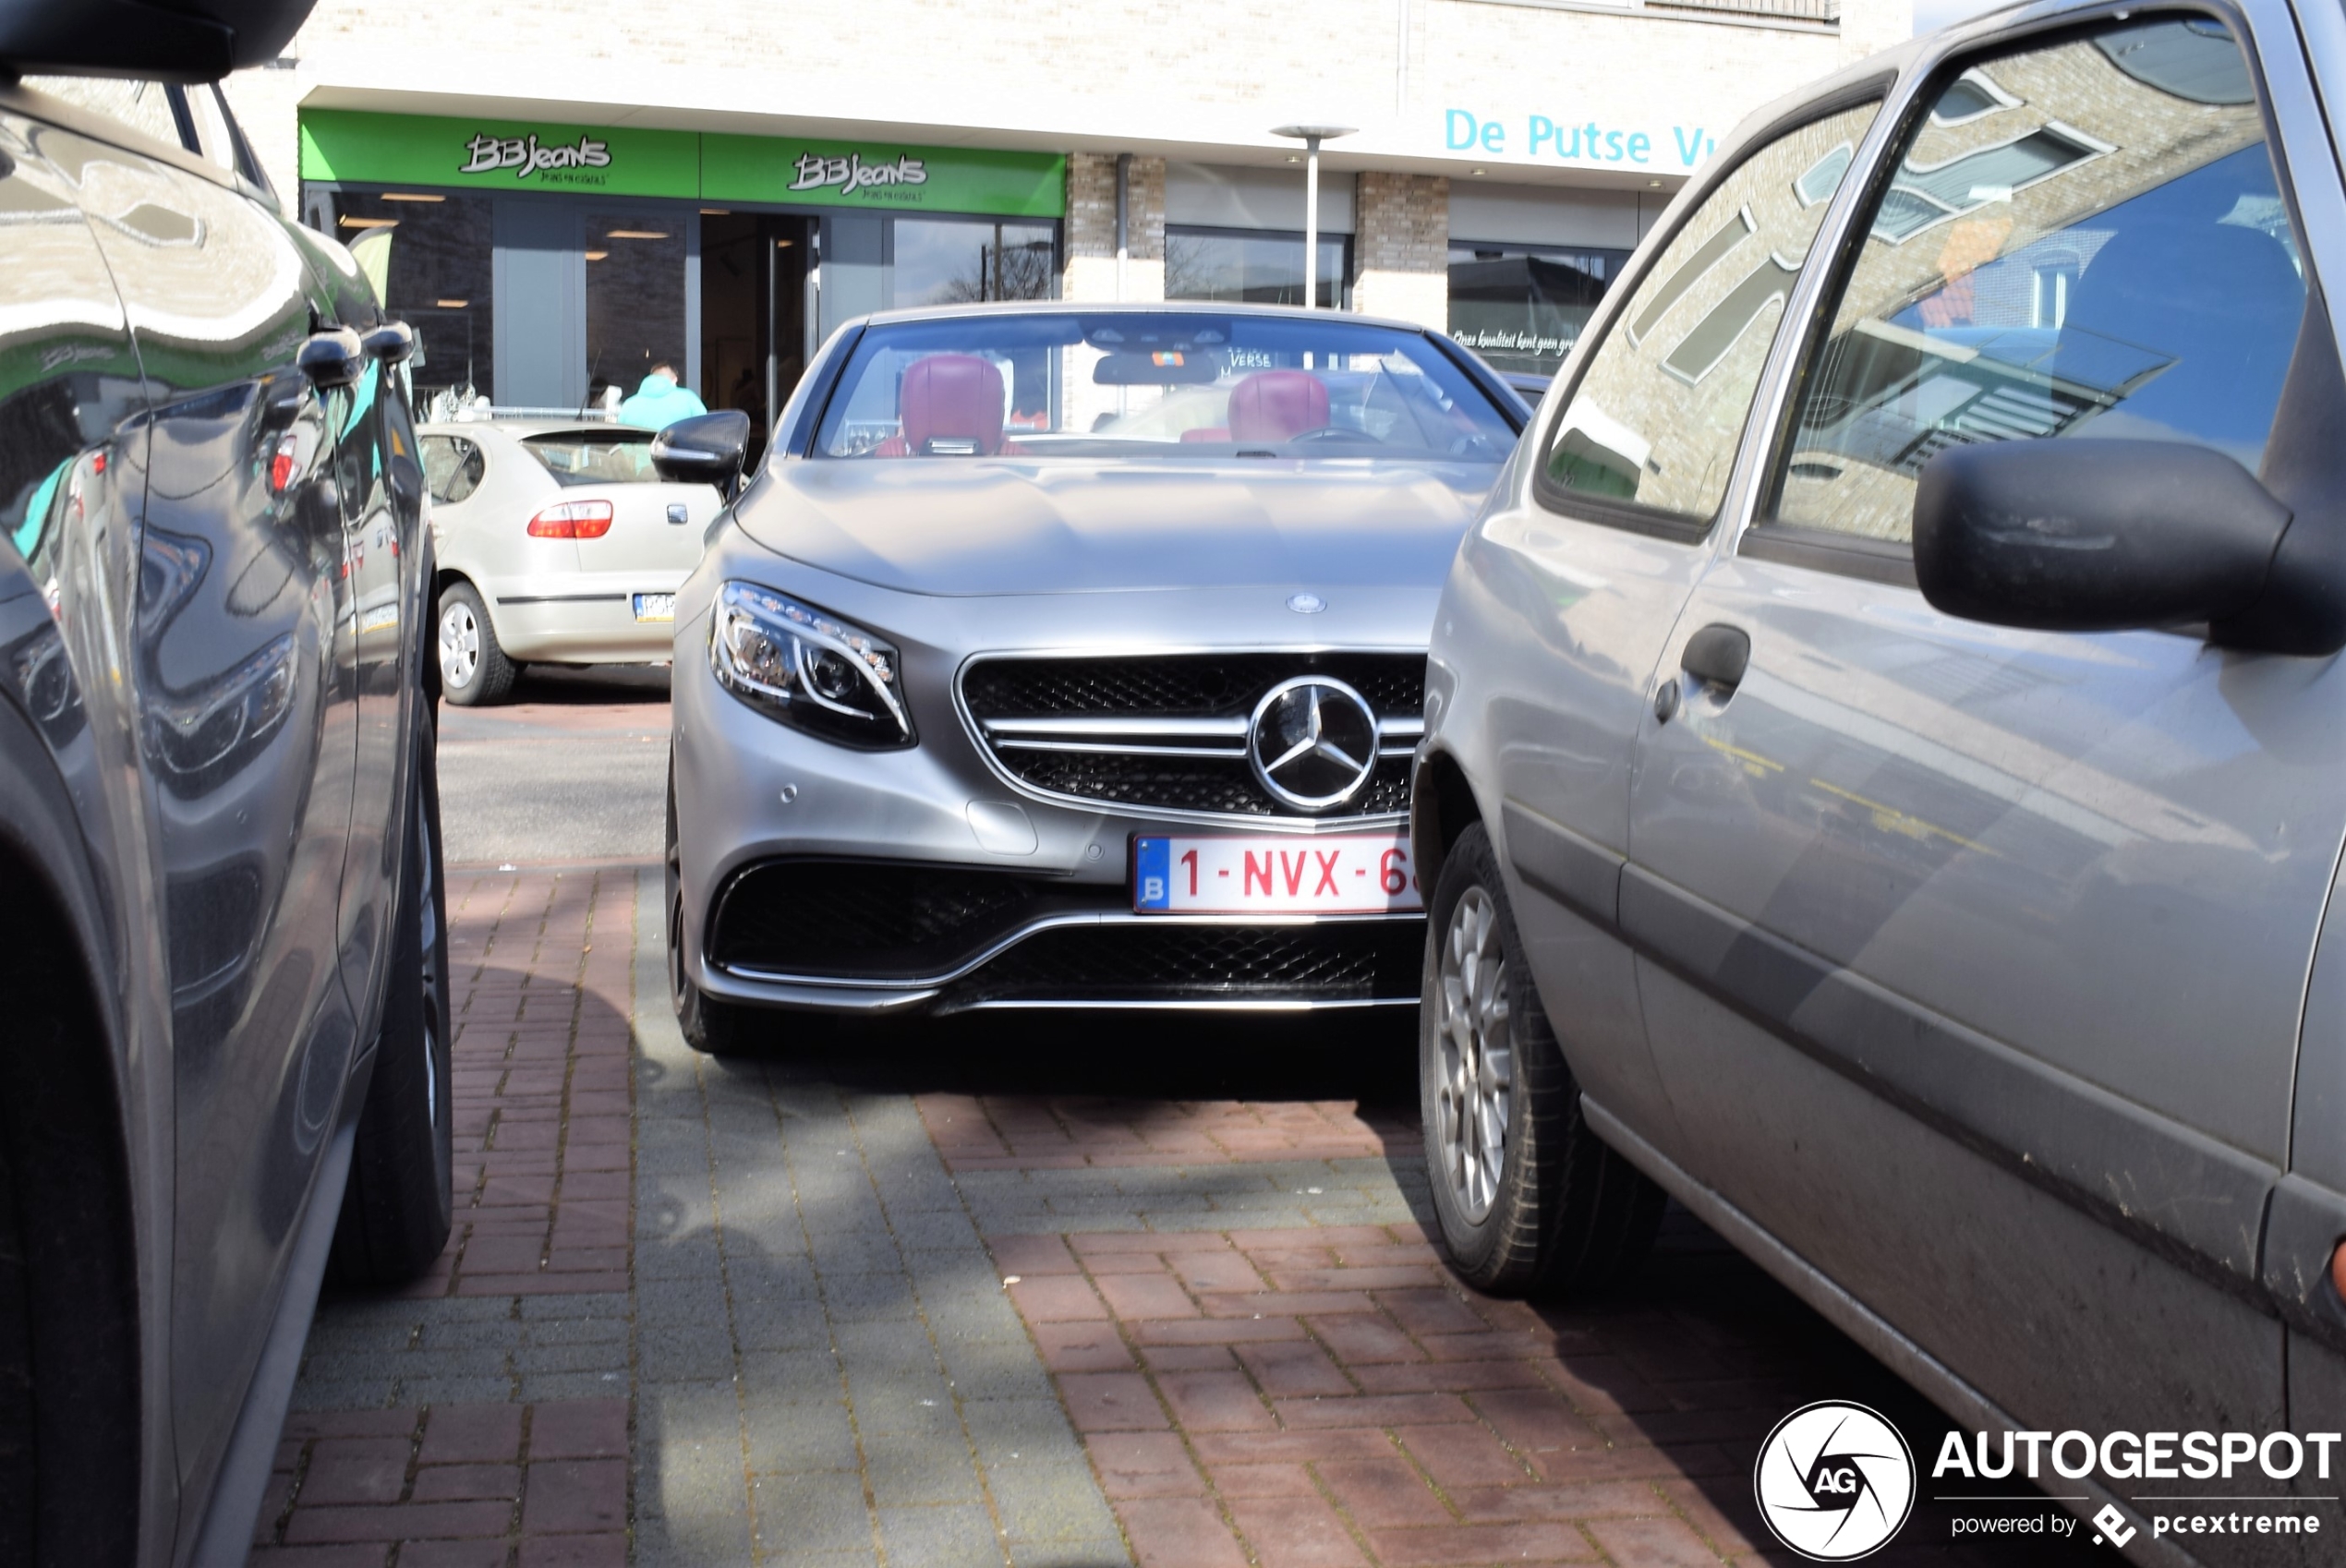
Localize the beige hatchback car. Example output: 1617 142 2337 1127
420 420 721 703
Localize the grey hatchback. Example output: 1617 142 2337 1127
1414 0 2346 1557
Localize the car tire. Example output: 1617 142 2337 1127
664 765 832 1055
437 581 514 706
1420 823 1663 1297
665 764 753 1055
330 704 455 1285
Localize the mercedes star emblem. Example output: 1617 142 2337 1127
1287 592 1327 614
1248 676 1380 812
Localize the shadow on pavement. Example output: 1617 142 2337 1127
785 1006 1421 1110
1549 1213 2079 1564
505 663 672 706
733 1005 2075 1560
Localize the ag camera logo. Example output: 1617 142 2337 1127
1755 1401 1917 1561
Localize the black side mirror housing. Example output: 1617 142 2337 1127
1914 439 2339 653
362 320 415 365
651 410 753 499
296 327 364 390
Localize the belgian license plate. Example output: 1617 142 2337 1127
1133 833 1421 915
632 592 676 622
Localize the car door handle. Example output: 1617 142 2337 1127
1680 623 1750 692
1657 623 1751 723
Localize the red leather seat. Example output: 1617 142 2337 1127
1179 427 1230 443
872 353 1007 455
1227 370 1329 443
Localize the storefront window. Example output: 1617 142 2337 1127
1446 244 1628 376
322 188 496 413
1165 227 1348 309
893 219 1058 308
586 212 687 412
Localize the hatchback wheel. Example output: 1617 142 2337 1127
437 581 514 706
1421 822 1663 1296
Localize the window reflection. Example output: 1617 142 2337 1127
1165 226 1348 309
1446 245 1626 376
326 190 495 413
893 218 1058 308
1771 18 2302 542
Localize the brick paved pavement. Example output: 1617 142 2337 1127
260 865 2067 1567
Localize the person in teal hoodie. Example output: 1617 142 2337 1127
616 364 707 430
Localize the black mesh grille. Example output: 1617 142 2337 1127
941 919 1425 1009
963 653 1424 721
963 653 1423 819
709 861 1118 979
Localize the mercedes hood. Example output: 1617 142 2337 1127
729 457 1499 597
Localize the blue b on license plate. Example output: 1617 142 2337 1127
633 592 676 622
1132 833 1421 915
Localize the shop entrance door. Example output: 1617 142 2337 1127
700 212 813 465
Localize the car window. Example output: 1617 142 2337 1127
1540 98 1881 525
520 430 661 486
811 312 1518 462
1764 17 2301 545
21 77 185 151
421 436 485 505
180 83 238 176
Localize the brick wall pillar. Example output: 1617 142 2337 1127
1062 151 1166 304
1351 172 1449 332
1062 151 1167 430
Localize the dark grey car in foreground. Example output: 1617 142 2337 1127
1414 1 2346 1560
0 4 453 1562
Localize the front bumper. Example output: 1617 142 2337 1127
670 568 1435 1018
701 855 1423 1015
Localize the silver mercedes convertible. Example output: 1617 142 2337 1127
662 301 1525 1049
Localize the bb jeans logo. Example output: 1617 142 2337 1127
461 133 611 181
790 151 928 197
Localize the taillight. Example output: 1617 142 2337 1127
527 500 614 538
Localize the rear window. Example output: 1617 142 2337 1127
521 430 660 486
812 312 1518 462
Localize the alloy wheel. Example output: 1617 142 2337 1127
438 601 479 690
1434 887 1513 1223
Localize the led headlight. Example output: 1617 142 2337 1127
710 582 914 748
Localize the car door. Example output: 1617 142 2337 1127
1623 9 2337 1457
1445 84 1888 1145
296 227 416 1041
66 107 365 1501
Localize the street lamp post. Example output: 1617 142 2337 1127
1272 123 1356 309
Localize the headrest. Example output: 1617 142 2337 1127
1227 370 1329 443
901 354 1006 455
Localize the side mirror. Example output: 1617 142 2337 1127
362 320 415 365
296 328 365 390
1916 439 2297 644
651 410 753 499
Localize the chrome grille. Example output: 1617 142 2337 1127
961 653 1425 820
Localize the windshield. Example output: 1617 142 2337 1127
812 313 1517 462
522 429 661 486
